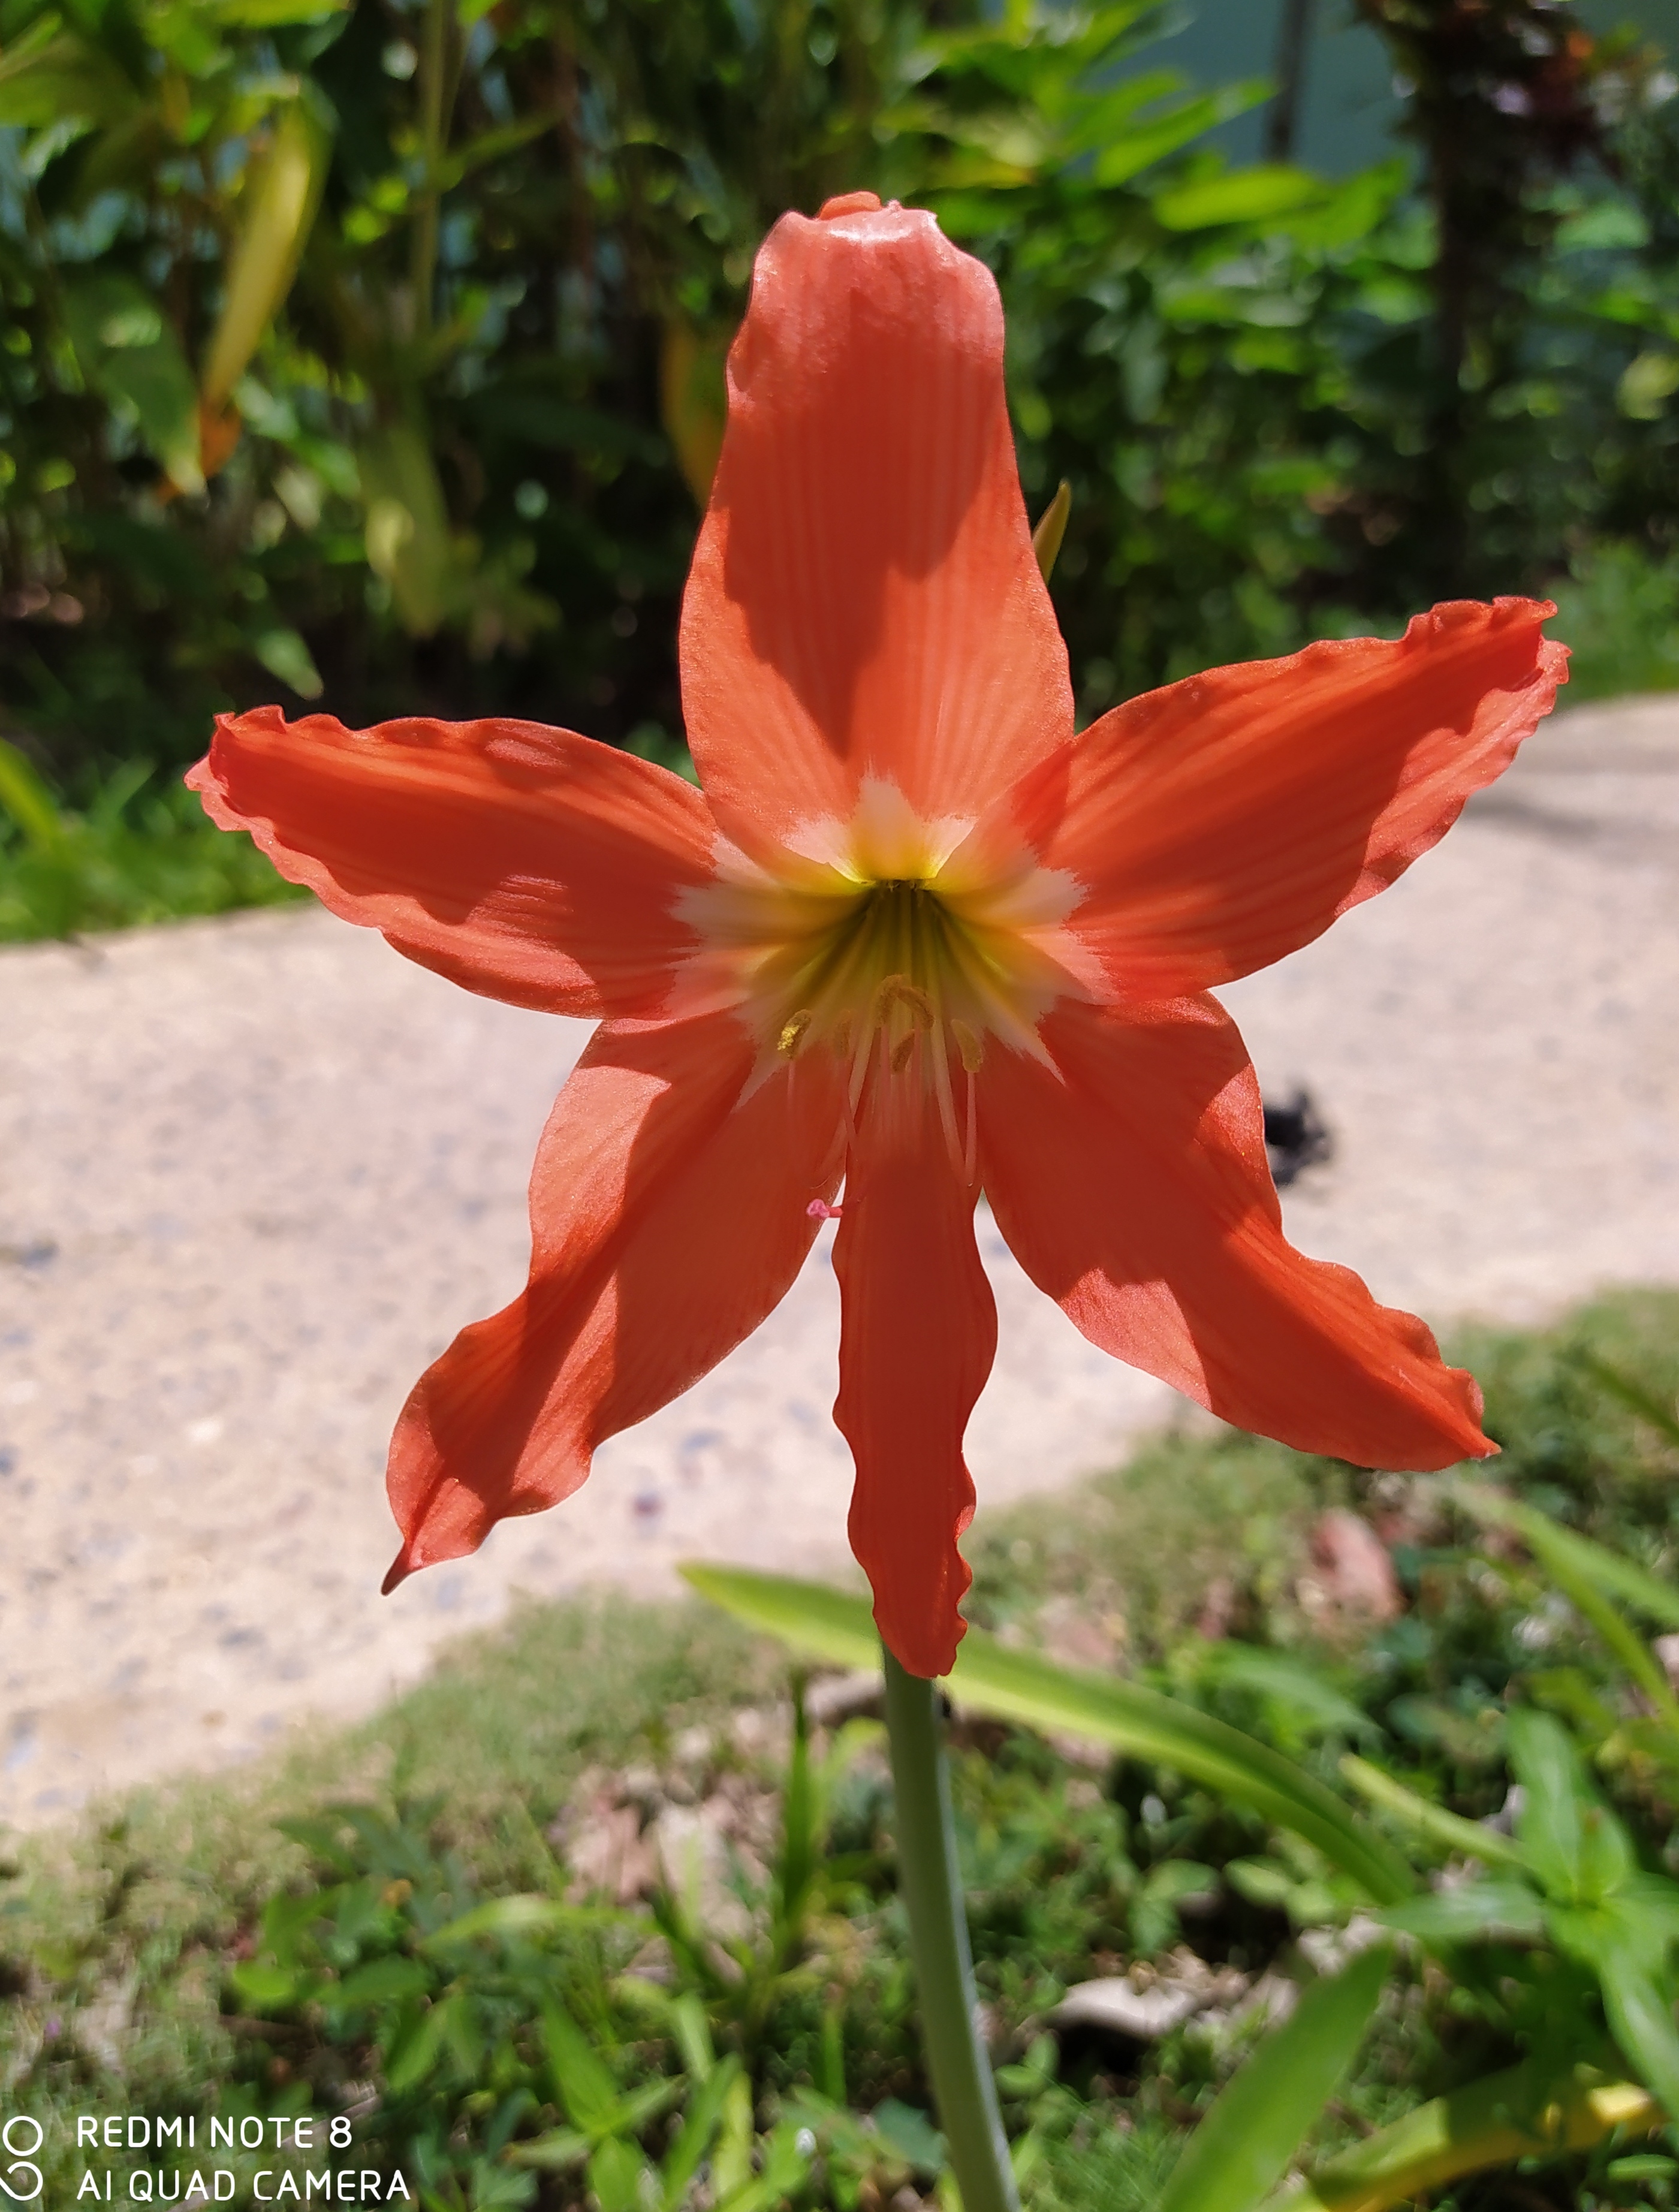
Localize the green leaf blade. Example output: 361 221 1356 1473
1157 1942 1392 2212
682 1565 1414 1902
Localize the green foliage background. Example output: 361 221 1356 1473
5 0 1679 930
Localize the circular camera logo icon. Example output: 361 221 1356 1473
1 2117 44 2202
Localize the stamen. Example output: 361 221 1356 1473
927 1016 964 1176
963 1065 977 1186
890 1030 918 1073
847 1012 878 1119
777 1007 815 1058
881 975 935 1027
806 1198 843 1221
949 1018 985 1073
866 972 933 1033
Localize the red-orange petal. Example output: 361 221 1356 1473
383 1010 845 1589
833 1075 996 1677
979 996 1492 1469
1005 600 1566 998
188 707 720 1018
680 200 1072 861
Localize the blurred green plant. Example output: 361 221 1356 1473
693 1467 1679 2212
7 0 1679 907
14 1300 1679 2208
0 731 305 936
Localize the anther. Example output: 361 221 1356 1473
869 973 933 1032
950 1018 985 1073
890 1031 917 1072
886 977 935 1027
777 1008 815 1059
806 1198 843 1220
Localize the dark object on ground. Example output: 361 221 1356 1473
1263 1087 1334 1188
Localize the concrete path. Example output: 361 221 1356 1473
3 692 1678 1825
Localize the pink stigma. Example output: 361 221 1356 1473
806 1199 843 1221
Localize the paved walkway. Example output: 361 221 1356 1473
3 693 1679 1824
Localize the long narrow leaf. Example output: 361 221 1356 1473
659 2056 742 2211
1576 1350 1679 1448
1459 1485 1679 1732
201 101 328 410
1508 1708 1587 1897
1341 1757 1528 1876
1456 1484 1679 1632
1156 1943 1392 2212
1379 1880 1545 1943
0 739 67 849
682 1566 1413 1902
1591 1943 1679 2120
1265 2060 1661 2212
543 2002 619 2134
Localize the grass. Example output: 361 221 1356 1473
5 1288 1679 2208
0 746 305 944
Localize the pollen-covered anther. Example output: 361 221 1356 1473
949 1018 985 1074
778 1007 816 1059
872 974 935 1030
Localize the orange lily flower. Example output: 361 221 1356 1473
189 194 1566 1678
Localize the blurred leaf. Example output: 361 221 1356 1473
1380 1880 1546 1943
661 318 728 508
1193 1644 1377 1741
1593 1943 1679 2120
1509 1707 1588 1898
1156 1942 1391 2212
381 1996 455 2092
201 100 330 413
332 1954 431 2006
419 1894 569 1950
1341 1756 1529 1875
543 2000 620 2135
1265 2061 1662 2212
505 2129 590 2174
721 2121 812 2211
61 269 203 492
704 2069 752 2201
586 2138 649 2212
360 420 457 636
226 1961 311 2011
0 19 135 128
1153 164 1327 231
0 738 66 848
209 0 348 23
251 624 324 699
1090 83 1267 186
1573 1353 1679 1449
657 2054 741 2209
1457 1483 1679 1631
682 1565 1415 1901
1141 1860 1220 1904
1618 351 1679 421
870 2100 945 2177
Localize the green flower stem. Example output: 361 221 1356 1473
1266 2061 1662 2212
882 1645 1020 2212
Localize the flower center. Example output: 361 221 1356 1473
774 876 987 1069
677 783 1088 1174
